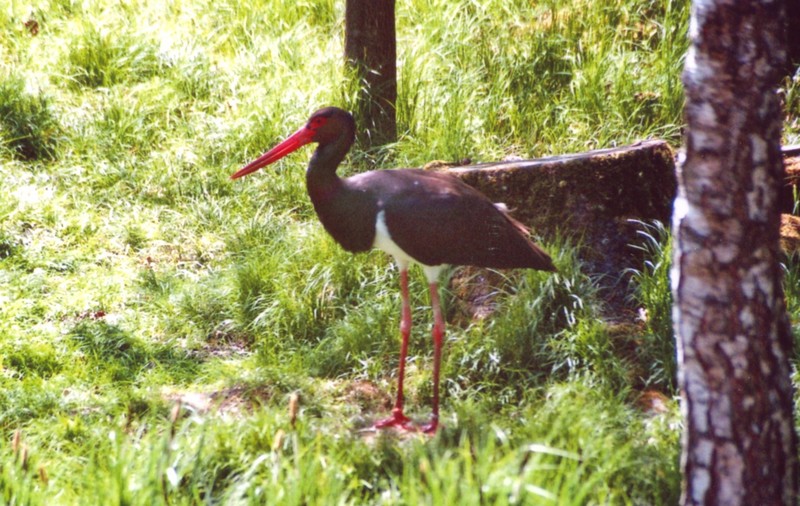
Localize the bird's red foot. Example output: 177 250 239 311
374 409 415 431
419 416 439 434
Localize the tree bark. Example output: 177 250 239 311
673 1 798 504
344 0 397 149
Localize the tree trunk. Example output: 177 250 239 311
673 1 798 504
344 0 397 149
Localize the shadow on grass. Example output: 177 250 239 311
68 319 201 382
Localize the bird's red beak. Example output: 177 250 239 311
231 125 315 180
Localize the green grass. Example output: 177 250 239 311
626 220 676 391
2 0 780 502
0 76 62 161
784 69 800 144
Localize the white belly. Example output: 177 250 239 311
373 210 445 283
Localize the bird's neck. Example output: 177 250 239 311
306 134 352 200
308 141 347 173
306 143 346 203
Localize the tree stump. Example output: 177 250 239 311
781 145 800 255
782 144 800 212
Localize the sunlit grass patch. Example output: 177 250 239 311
394 0 687 165
65 20 161 88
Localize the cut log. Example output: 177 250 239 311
783 144 800 213
780 145 800 255
781 214 800 255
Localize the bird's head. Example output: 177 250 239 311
231 107 355 180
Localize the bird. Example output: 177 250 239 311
231 106 556 433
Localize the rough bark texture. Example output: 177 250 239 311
344 0 397 149
673 0 798 504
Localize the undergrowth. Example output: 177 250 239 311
626 220 676 391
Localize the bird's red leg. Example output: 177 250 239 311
374 269 414 430
420 281 444 434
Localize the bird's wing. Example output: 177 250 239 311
378 172 554 270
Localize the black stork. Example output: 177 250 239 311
232 107 556 433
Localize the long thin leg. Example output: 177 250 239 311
421 281 444 434
374 269 414 430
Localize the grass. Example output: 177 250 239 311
625 220 676 391
0 76 62 161
4 0 796 503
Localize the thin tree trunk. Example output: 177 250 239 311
344 0 397 149
673 1 798 504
